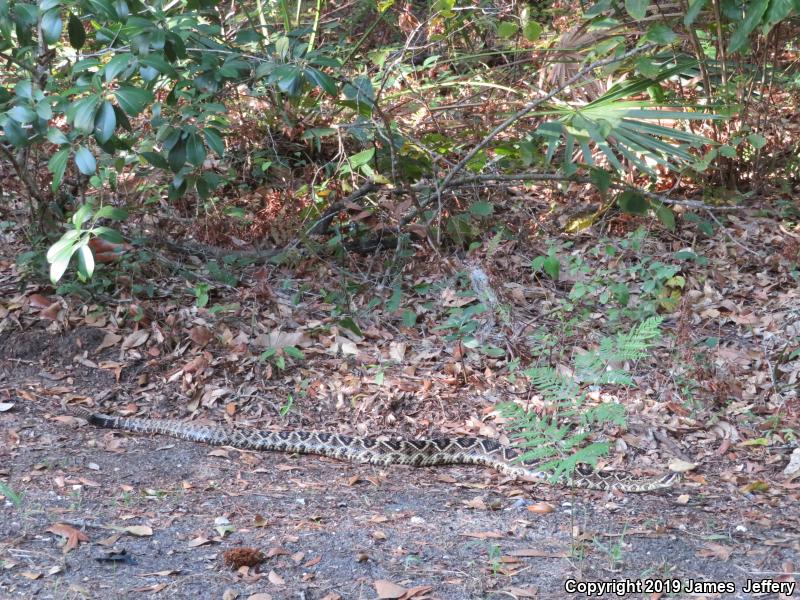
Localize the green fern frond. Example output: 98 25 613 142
500 318 662 481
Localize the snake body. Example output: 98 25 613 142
72 408 680 493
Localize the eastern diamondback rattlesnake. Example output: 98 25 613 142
72 408 680 493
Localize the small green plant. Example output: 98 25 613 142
260 346 305 371
486 543 503 575
499 317 663 482
0 481 23 509
279 394 294 418
593 527 628 570
46 202 128 283
433 303 487 345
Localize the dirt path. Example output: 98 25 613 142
2 397 798 599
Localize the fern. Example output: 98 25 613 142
499 318 663 482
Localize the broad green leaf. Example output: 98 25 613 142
93 226 124 242
68 12 85 49
104 52 133 82
305 68 338 96
94 100 116 143
50 248 75 283
204 127 224 156
140 151 169 169
41 9 63 44
2 119 27 147
74 146 97 175
684 0 707 25
168 139 186 172
114 86 153 116
14 80 33 100
70 95 100 133
94 206 128 220
747 133 766 148
617 191 649 215
46 229 81 263
346 148 375 168
765 0 793 27
469 201 493 217
497 21 518 38
186 133 206 167
7 105 37 123
625 0 648 20
36 102 53 120
728 0 769 53
543 256 560 280
77 243 95 280
276 67 303 96
72 203 94 227
655 204 676 231
48 147 70 192
523 21 542 41
644 23 677 43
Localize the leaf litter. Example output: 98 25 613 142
0 195 799 597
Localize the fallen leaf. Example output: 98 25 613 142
21 571 42 580
462 531 504 539
504 586 538 598
268 570 285 585
96 332 122 352
28 294 52 308
47 523 89 554
527 502 555 514
247 594 273 600
374 579 407 599
696 542 733 561
124 525 153 537
0 402 14 412
668 460 697 473
783 448 800 479
121 329 149 350
187 536 212 547
508 548 569 558
222 589 239 600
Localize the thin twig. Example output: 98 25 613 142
703 209 762 256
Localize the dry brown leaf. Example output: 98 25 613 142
187 536 212 547
509 548 569 558
21 571 42 580
266 546 289 558
304 556 321 567
784 448 800 479
47 523 89 554
96 332 122 353
28 294 52 308
374 579 407 599
668 459 697 473
121 329 150 350
247 594 273 600
527 502 556 514
132 584 167 593
401 585 434 599
462 531 504 539
189 325 214 347
504 586 538 598
268 570 285 585
124 525 153 537
696 542 733 561
222 589 239 600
